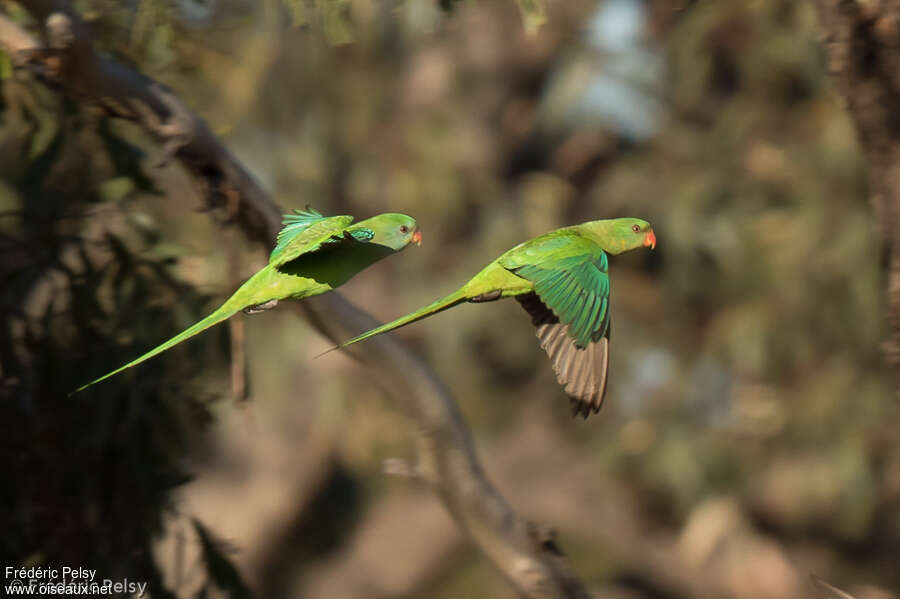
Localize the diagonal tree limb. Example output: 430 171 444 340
812 0 900 394
0 4 592 597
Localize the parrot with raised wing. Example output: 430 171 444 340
72 208 421 393
333 218 655 417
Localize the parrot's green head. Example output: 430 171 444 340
357 213 422 251
592 217 656 255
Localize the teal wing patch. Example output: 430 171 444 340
268 212 356 268
347 228 374 242
507 250 610 348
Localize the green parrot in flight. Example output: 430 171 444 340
334 218 655 418
72 208 422 393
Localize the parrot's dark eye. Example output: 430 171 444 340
400 225 409 234
631 224 641 233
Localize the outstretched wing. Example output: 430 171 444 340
516 292 610 418
268 208 373 268
271 206 329 261
501 232 611 417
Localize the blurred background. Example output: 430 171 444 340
2 0 899 597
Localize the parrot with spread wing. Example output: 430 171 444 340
333 218 655 417
72 208 421 393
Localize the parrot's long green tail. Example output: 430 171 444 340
71 303 240 394
337 289 470 350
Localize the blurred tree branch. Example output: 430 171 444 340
811 575 858 599
813 0 900 393
0 3 591 597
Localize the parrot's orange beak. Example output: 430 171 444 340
412 230 422 246
643 229 656 249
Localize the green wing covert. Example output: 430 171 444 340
268 211 357 268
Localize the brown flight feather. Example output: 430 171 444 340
516 293 610 418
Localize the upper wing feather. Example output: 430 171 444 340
500 232 610 347
268 213 358 268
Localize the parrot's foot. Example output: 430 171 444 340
243 299 279 314
469 290 502 303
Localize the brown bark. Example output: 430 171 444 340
813 0 900 392
0 4 592 597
